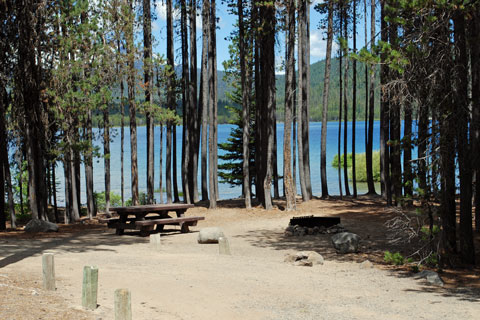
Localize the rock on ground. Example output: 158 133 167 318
24 219 59 233
331 232 360 254
284 251 324 266
359 260 374 269
197 227 225 244
415 270 444 287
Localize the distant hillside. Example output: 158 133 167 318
99 59 380 126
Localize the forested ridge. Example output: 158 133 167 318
100 59 380 126
0 0 479 268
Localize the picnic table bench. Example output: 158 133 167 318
99 203 204 236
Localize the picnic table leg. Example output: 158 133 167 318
116 215 127 235
175 210 186 218
179 222 190 233
175 210 190 233
136 213 153 237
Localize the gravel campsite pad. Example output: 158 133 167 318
1 197 479 319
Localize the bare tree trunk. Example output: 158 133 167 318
337 8 343 199
366 0 376 194
343 3 350 196
69 147 80 221
284 0 296 210
303 0 312 199
119 44 125 206
389 20 402 206
212 1 219 201
166 0 174 203
85 109 95 218
403 105 413 200
201 0 210 202
143 0 155 204
364 0 369 167
17 0 48 220
260 0 275 210
208 0 218 208
0 88 7 229
471 7 480 233
380 0 391 203
159 124 163 203
454 14 475 264
321 0 333 198
52 162 58 222
63 157 71 224
273 119 280 199
297 0 307 201
238 0 251 208
352 0 357 197
181 0 191 204
104 107 111 214
127 0 139 205
189 0 199 203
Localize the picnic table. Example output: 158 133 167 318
99 203 204 236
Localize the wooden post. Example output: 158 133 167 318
149 233 161 250
42 253 55 291
218 236 231 255
115 288 132 320
82 266 98 310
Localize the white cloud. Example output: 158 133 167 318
155 2 201 30
310 29 339 59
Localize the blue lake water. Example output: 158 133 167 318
55 120 388 204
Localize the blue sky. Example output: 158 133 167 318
150 0 374 72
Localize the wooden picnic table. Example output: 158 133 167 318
99 203 204 236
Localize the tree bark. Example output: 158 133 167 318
17 0 48 220
366 0 376 194
189 0 199 203
260 0 275 210
208 0 218 208
352 0 357 198
454 14 475 264
238 0 252 208
337 8 343 199
166 0 174 203
0 88 7 230
143 0 155 204
181 0 191 204
104 106 111 214
85 109 95 218
283 0 296 210
321 0 333 198
127 0 139 205
470 7 480 233
200 0 210 202
343 3 350 196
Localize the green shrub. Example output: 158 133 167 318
420 225 440 241
332 151 381 182
384 251 405 265
14 212 32 225
94 191 122 211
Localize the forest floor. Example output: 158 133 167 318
0 196 479 319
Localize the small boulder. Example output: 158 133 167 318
284 251 324 266
300 251 324 265
294 260 313 267
331 232 360 254
197 227 225 244
415 270 444 287
359 260 374 269
24 219 59 233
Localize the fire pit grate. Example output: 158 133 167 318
289 216 341 228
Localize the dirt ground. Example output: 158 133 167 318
1 196 479 320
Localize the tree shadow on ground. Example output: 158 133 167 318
0 227 144 268
232 196 480 303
